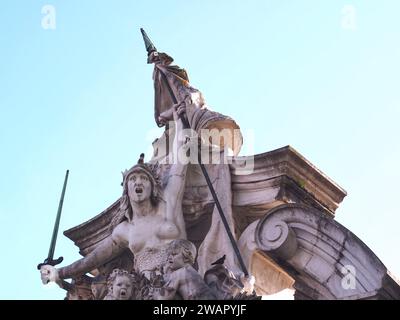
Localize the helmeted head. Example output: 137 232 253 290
111 154 162 228
121 153 162 205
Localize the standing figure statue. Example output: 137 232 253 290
143 30 246 279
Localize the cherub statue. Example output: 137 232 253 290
104 269 135 300
152 239 216 300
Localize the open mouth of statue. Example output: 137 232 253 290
135 187 143 194
120 290 126 297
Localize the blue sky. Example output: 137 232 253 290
0 1 399 299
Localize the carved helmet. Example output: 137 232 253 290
121 153 162 195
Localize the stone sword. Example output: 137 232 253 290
37 170 69 270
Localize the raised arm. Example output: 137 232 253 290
163 107 192 216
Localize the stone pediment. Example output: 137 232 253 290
231 145 346 213
230 145 347 235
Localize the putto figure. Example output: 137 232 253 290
104 269 135 300
153 239 217 300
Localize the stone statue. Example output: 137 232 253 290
37 29 400 300
147 48 245 278
40 106 191 284
153 239 217 300
148 49 242 153
104 269 135 300
39 31 257 299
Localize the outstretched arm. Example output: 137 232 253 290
58 235 125 279
41 227 127 283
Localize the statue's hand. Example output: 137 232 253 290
172 101 187 121
40 265 60 285
158 108 172 125
175 101 186 118
240 274 256 294
158 99 187 125
148 51 160 64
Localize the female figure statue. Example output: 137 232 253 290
40 105 190 284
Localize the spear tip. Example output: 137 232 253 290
140 28 157 56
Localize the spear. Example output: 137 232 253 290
37 170 69 270
140 28 249 276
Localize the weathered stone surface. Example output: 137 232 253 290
230 146 347 233
255 203 400 299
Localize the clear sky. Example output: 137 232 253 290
0 1 399 299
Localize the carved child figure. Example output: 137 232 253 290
104 269 135 300
153 239 216 300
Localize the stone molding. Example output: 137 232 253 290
255 203 400 299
